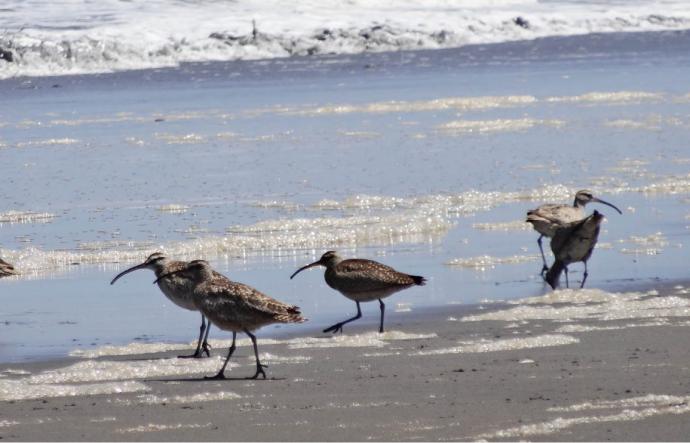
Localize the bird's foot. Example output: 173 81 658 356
204 371 226 380
201 341 212 357
323 323 344 334
246 364 268 380
178 350 205 359
540 265 549 278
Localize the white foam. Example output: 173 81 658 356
462 288 690 323
0 380 148 402
471 220 532 231
618 232 669 255
411 334 578 356
0 211 56 224
0 420 20 428
27 357 236 384
4 1 690 79
546 91 664 104
124 391 241 406
445 254 539 269
476 394 690 439
116 422 213 434
157 204 190 214
14 138 80 147
438 118 563 134
287 331 436 349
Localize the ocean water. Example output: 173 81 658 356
1 15 690 361
2 0 690 78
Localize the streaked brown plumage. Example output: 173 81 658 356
157 260 305 380
545 210 604 290
527 190 621 276
290 251 426 334
110 252 213 358
0 258 18 278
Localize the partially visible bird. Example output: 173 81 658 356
110 252 212 359
545 210 605 290
527 190 621 275
156 260 305 380
290 251 426 334
0 258 18 278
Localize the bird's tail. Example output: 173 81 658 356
278 305 307 323
410 275 426 286
545 260 565 290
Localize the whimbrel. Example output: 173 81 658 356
156 260 305 380
527 190 621 275
110 252 212 358
0 258 18 278
290 251 426 334
545 210 605 289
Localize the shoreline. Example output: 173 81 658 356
3 278 690 440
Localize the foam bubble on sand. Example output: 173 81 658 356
462 288 690 323
0 380 148 402
476 394 690 439
437 118 564 134
116 422 213 434
471 220 532 231
27 357 236 384
554 319 671 333
157 204 190 214
255 353 311 364
0 420 20 427
411 334 579 356
290 95 537 116
0 211 56 224
546 91 664 104
445 254 539 269
287 331 436 349
1 369 31 376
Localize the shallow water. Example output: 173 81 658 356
1 31 690 362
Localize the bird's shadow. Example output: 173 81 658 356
151 376 286 383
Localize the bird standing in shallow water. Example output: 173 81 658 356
545 210 605 290
110 252 212 358
526 190 621 276
0 258 18 278
290 251 426 334
157 260 305 380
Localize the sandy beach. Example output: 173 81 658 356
2 279 690 441
3 1 690 439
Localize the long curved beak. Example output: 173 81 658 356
592 198 623 215
153 269 182 285
290 260 322 279
110 262 148 285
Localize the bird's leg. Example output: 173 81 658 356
323 302 362 334
205 331 236 380
378 299 385 333
201 317 212 357
564 266 570 288
580 262 589 289
179 314 207 359
245 330 267 380
537 235 549 276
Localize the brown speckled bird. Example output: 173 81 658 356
110 252 213 359
545 210 605 290
157 260 305 380
290 251 426 334
0 258 18 278
527 190 621 276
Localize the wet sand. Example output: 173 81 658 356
2 280 690 441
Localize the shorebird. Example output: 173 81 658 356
156 260 305 380
290 251 426 334
0 258 18 278
526 190 621 275
110 252 212 359
545 210 604 289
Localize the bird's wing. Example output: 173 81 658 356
204 276 300 320
335 259 417 291
550 217 590 259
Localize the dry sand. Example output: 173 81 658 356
2 281 690 441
